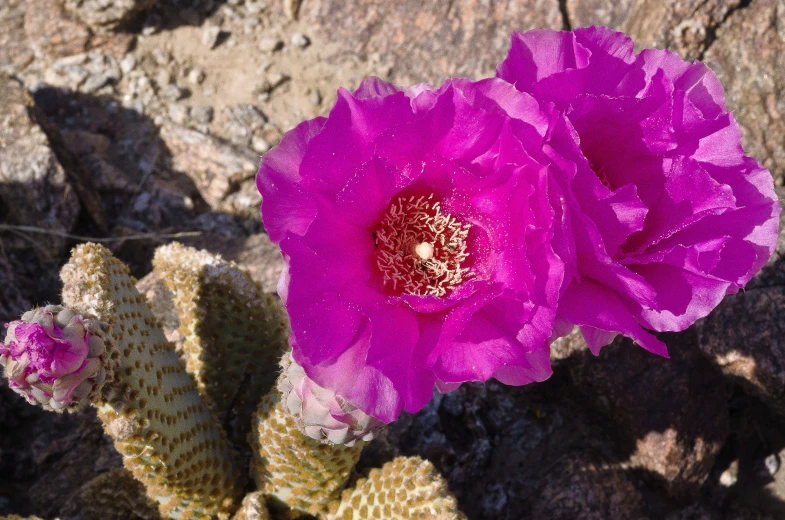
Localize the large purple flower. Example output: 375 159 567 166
497 27 781 355
258 77 571 423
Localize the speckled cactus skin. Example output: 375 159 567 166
249 389 366 516
152 243 288 444
326 456 466 520
60 243 245 519
231 492 271 520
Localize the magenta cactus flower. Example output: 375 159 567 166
497 26 781 355
258 77 573 423
1 306 109 412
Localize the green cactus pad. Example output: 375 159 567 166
249 390 365 517
325 456 466 520
152 243 288 444
60 243 245 519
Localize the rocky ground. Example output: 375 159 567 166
2 0 785 518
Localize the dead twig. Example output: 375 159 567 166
0 225 202 243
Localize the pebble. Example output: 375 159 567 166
141 13 161 35
82 71 114 93
168 103 190 125
291 32 310 48
267 72 290 89
252 136 271 153
191 105 215 124
151 49 172 67
119 54 137 75
259 37 283 53
246 1 266 14
162 84 186 101
188 68 205 84
132 192 152 213
156 69 172 87
310 89 321 106
764 453 780 476
202 25 222 49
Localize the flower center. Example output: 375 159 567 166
374 194 472 297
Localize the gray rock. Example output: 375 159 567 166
0 75 80 258
303 0 561 84
167 103 189 125
531 450 648 520
159 122 259 208
703 0 785 185
696 197 785 417
190 105 214 124
1 0 34 75
290 32 310 48
119 53 137 75
567 329 731 498
0 256 31 326
231 233 282 293
150 48 172 67
202 24 222 49
362 376 651 520
25 0 92 58
568 0 742 60
64 0 159 31
187 68 205 85
162 84 186 101
223 104 267 146
258 37 283 52
251 135 270 153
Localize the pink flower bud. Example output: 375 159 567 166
278 351 384 446
1 306 109 412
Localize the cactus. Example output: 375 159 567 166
249 389 366 516
151 243 288 444
60 243 245 519
326 457 466 520
1 242 467 520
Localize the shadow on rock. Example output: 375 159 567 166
359 368 653 520
27 84 261 277
0 77 268 518
696 231 785 420
136 0 230 33
565 329 732 502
